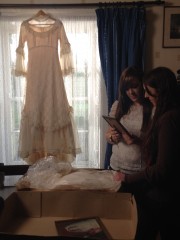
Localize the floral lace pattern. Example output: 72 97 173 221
109 101 144 173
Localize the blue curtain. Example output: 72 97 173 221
96 7 146 169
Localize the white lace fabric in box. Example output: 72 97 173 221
16 156 121 192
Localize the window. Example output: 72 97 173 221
0 10 108 183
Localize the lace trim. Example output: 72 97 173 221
19 148 79 159
19 150 80 165
21 115 72 131
12 69 27 77
13 50 27 77
62 67 75 77
16 46 25 57
22 19 62 37
60 43 71 55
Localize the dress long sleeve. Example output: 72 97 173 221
59 23 74 76
14 24 27 77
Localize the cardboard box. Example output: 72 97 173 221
0 190 137 240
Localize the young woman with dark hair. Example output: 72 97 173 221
105 66 152 174
115 66 180 240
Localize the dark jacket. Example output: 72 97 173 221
125 107 180 204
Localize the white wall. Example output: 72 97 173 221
145 0 180 74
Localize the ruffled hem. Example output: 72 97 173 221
18 110 81 164
18 129 82 165
19 149 82 165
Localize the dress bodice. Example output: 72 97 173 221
18 20 66 50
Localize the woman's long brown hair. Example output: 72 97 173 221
142 67 180 164
115 66 152 133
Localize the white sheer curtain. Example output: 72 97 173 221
0 9 108 180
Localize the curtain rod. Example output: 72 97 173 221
0 1 165 9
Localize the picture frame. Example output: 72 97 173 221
102 115 131 137
163 6 180 48
55 217 111 239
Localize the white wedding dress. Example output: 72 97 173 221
14 15 81 164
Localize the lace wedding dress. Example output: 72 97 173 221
14 13 81 164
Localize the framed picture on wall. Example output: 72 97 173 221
163 6 180 48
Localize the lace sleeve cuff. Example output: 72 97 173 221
12 47 27 77
60 51 75 76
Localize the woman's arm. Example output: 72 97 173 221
115 110 180 186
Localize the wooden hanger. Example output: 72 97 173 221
34 10 48 19
33 10 50 21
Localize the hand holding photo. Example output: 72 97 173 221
102 115 131 138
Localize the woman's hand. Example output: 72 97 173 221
113 171 125 182
105 127 121 144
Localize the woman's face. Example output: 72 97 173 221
144 85 158 107
126 87 140 103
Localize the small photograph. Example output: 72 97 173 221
55 217 111 239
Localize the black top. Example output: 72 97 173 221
125 106 180 203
